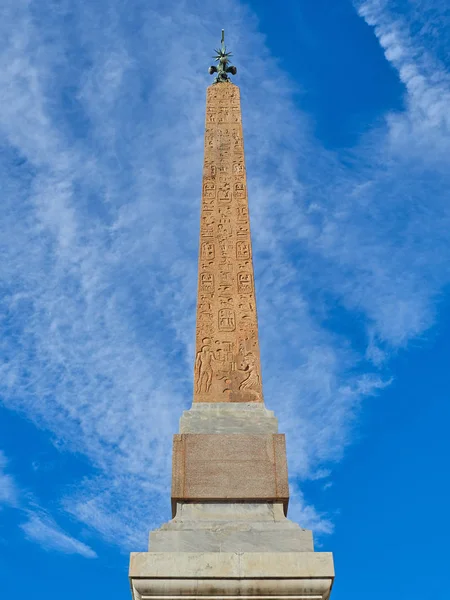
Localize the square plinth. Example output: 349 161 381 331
129 551 334 600
171 434 289 516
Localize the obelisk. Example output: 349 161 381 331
129 31 335 600
194 54 263 405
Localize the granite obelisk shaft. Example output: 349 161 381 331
194 84 263 403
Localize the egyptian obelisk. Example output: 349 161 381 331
194 53 263 406
129 31 335 600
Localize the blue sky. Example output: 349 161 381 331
0 0 449 597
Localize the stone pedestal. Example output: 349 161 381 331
129 405 334 600
129 551 334 600
150 503 313 553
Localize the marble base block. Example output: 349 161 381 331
150 502 313 553
180 403 279 434
129 551 334 600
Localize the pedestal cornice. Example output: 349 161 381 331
130 551 334 600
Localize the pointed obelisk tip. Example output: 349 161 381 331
208 29 237 83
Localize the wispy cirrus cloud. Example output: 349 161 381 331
0 0 448 549
0 450 19 508
20 511 97 558
357 0 450 159
0 448 95 557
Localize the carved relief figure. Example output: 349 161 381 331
195 340 215 393
239 351 260 394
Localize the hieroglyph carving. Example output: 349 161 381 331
194 83 263 403
201 242 215 260
236 240 251 259
200 273 214 293
218 308 236 331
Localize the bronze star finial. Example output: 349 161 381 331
208 29 237 83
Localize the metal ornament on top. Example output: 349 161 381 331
208 30 237 83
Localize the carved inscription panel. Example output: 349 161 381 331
194 83 263 403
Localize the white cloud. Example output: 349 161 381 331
289 489 334 537
0 0 448 548
20 511 97 558
357 0 450 159
0 451 19 508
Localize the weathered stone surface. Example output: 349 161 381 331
171 501 288 522
150 502 313 552
194 83 263 404
171 434 289 515
180 402 278 433
129 551 334 600
149 527 313 552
